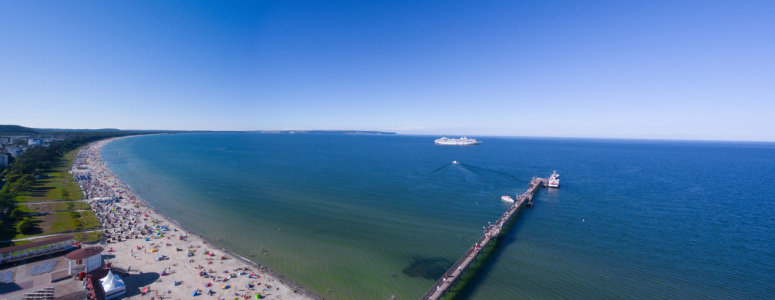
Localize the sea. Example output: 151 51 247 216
101 133 775 300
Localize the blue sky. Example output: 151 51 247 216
1 1 773 141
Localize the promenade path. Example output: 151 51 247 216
20 200 88 204
0 230 102 243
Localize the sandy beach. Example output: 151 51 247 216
71 137 317 300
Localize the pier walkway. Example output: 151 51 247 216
419 177 546 300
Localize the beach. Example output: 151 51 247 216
72 137 316 300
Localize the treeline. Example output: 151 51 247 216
0 132 153 217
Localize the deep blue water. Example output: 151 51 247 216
102 133 775 299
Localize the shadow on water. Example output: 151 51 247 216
402 257 455 280
448 207 533 300
457 163 530 184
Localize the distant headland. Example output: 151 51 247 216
0 125 396 136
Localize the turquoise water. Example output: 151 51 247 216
102 133 775 299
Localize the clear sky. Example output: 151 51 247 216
1 1 773 141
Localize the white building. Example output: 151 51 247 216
28 138 44 146
65 246 104 275
0 235 75 263
9 137 25 144
0 137 8 145
9 148 24 158
0 154 8 168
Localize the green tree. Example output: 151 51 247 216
6 173 21 184
60 188 70 200
18 219 35 234
0 187 13 203
10 208 24 220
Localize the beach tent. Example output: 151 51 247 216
99 271 126 300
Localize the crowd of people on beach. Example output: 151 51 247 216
91 199 162 241
72 145 128 200
64 139 311 300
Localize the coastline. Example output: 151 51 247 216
77 136 319 300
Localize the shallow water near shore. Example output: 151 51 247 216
101 133 775 300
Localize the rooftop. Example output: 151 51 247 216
64 246 104 260
0 235 74 254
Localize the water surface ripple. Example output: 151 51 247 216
102 134 775 299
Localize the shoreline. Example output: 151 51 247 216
76 136 320 300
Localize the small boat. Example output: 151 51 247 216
453 161 459 164
547 171 560 188
501 196 514 202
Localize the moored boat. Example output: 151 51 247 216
547 171 560 188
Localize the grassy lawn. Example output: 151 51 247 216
0 231 103 247
74 231 105 244
0 146 105 243
15 147 84 203
19 201 90 213
80 211 101 229
0 210 102 241
0 232 102 248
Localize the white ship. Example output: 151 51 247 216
501 195 514 202
547 171 560 188
434 136 482 145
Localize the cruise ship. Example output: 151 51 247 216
434 136 482 145
547 171 560 188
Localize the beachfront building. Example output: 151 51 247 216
0 235 75 264
65 246 104 275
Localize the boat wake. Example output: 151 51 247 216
457 163 529 184
431 163 452 173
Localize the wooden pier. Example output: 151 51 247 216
419 177 547 300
